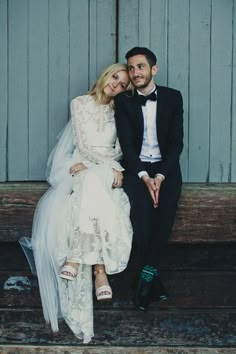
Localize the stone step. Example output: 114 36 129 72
0 308 236 349
0 345 235 354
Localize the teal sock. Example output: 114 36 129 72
140 265 158 282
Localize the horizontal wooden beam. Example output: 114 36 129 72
0 182 236 243
0 308 236 349
0 346 235 354
1 270 236 309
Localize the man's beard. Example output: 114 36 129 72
132 70 153 89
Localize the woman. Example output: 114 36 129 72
20 63 133 343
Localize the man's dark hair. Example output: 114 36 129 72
125 47 157 67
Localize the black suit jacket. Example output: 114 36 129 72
114 85 184 178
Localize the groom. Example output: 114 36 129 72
114 47 183 311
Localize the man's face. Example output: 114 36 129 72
127 54 158 89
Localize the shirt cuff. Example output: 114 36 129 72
155 173 165 180
138 171 149 179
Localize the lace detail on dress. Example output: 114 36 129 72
28 96 133 344
71 95 124 171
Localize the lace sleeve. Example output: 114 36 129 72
71 98 124 171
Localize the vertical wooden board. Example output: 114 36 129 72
89 0 116 87
89 0 97 87
168 0 189 182
8 0 29 180
48 0 70 152
150 0 168 86
232 0 236 182
69 0 89 101
188 0 211 182
209 0 233 182
118 0 168 82
28 0 49 180
96 0 116 72
118 0 139 62
0 0 8 181
138 0 151 47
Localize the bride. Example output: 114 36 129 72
20 63 133 343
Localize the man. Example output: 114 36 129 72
114 47 183 311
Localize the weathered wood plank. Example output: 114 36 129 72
150 0 168 86
188 0 211 182
168 0 189 182
69 0 89 100
173 183 236 243
118 0 139 61
0 309 235 347
209 0 233 182
48 0 70 152
0 183 48 241
0 183 235 243
28 0 49 180
232 0 236 182
8 0 29 180
0 346 235 354
0 0 8 182
2 243 236 272
89 0 116 87
1 270 236 309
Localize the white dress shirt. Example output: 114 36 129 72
137 87 164 180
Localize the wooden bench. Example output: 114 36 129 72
0 182 235 243
0 182 236 352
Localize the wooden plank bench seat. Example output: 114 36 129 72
1 183 236 351
0 182 235 243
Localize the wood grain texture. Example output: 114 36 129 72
28 0 49 180
0 309 235 347
168 0 189 182
69 0 89 99
8 0 29 180
48 0 70 152
0 346 235 354
209 0 233 182
232 0 236 182
0 183 235 243
0 0 8 182
1 270 236 309
188 0 211 182
2 243 236 272
2 1 236 183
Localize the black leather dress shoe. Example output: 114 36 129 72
133 275 168 311
151 275 168 302
132 277 153 311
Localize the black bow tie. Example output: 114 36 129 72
136 91 157 106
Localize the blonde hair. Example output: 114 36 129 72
88 63 131 105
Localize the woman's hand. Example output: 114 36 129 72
70 163 87 176
112 169 124 188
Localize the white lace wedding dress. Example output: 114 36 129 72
20 95 133 343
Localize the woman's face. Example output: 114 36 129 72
103 70 130 97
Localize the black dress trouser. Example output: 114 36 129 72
123 161 182 268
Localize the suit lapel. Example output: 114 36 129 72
133 90 144 133
156 85 162 141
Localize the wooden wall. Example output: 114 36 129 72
118 0 236 183
0 0 116 181
0 0 235 183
